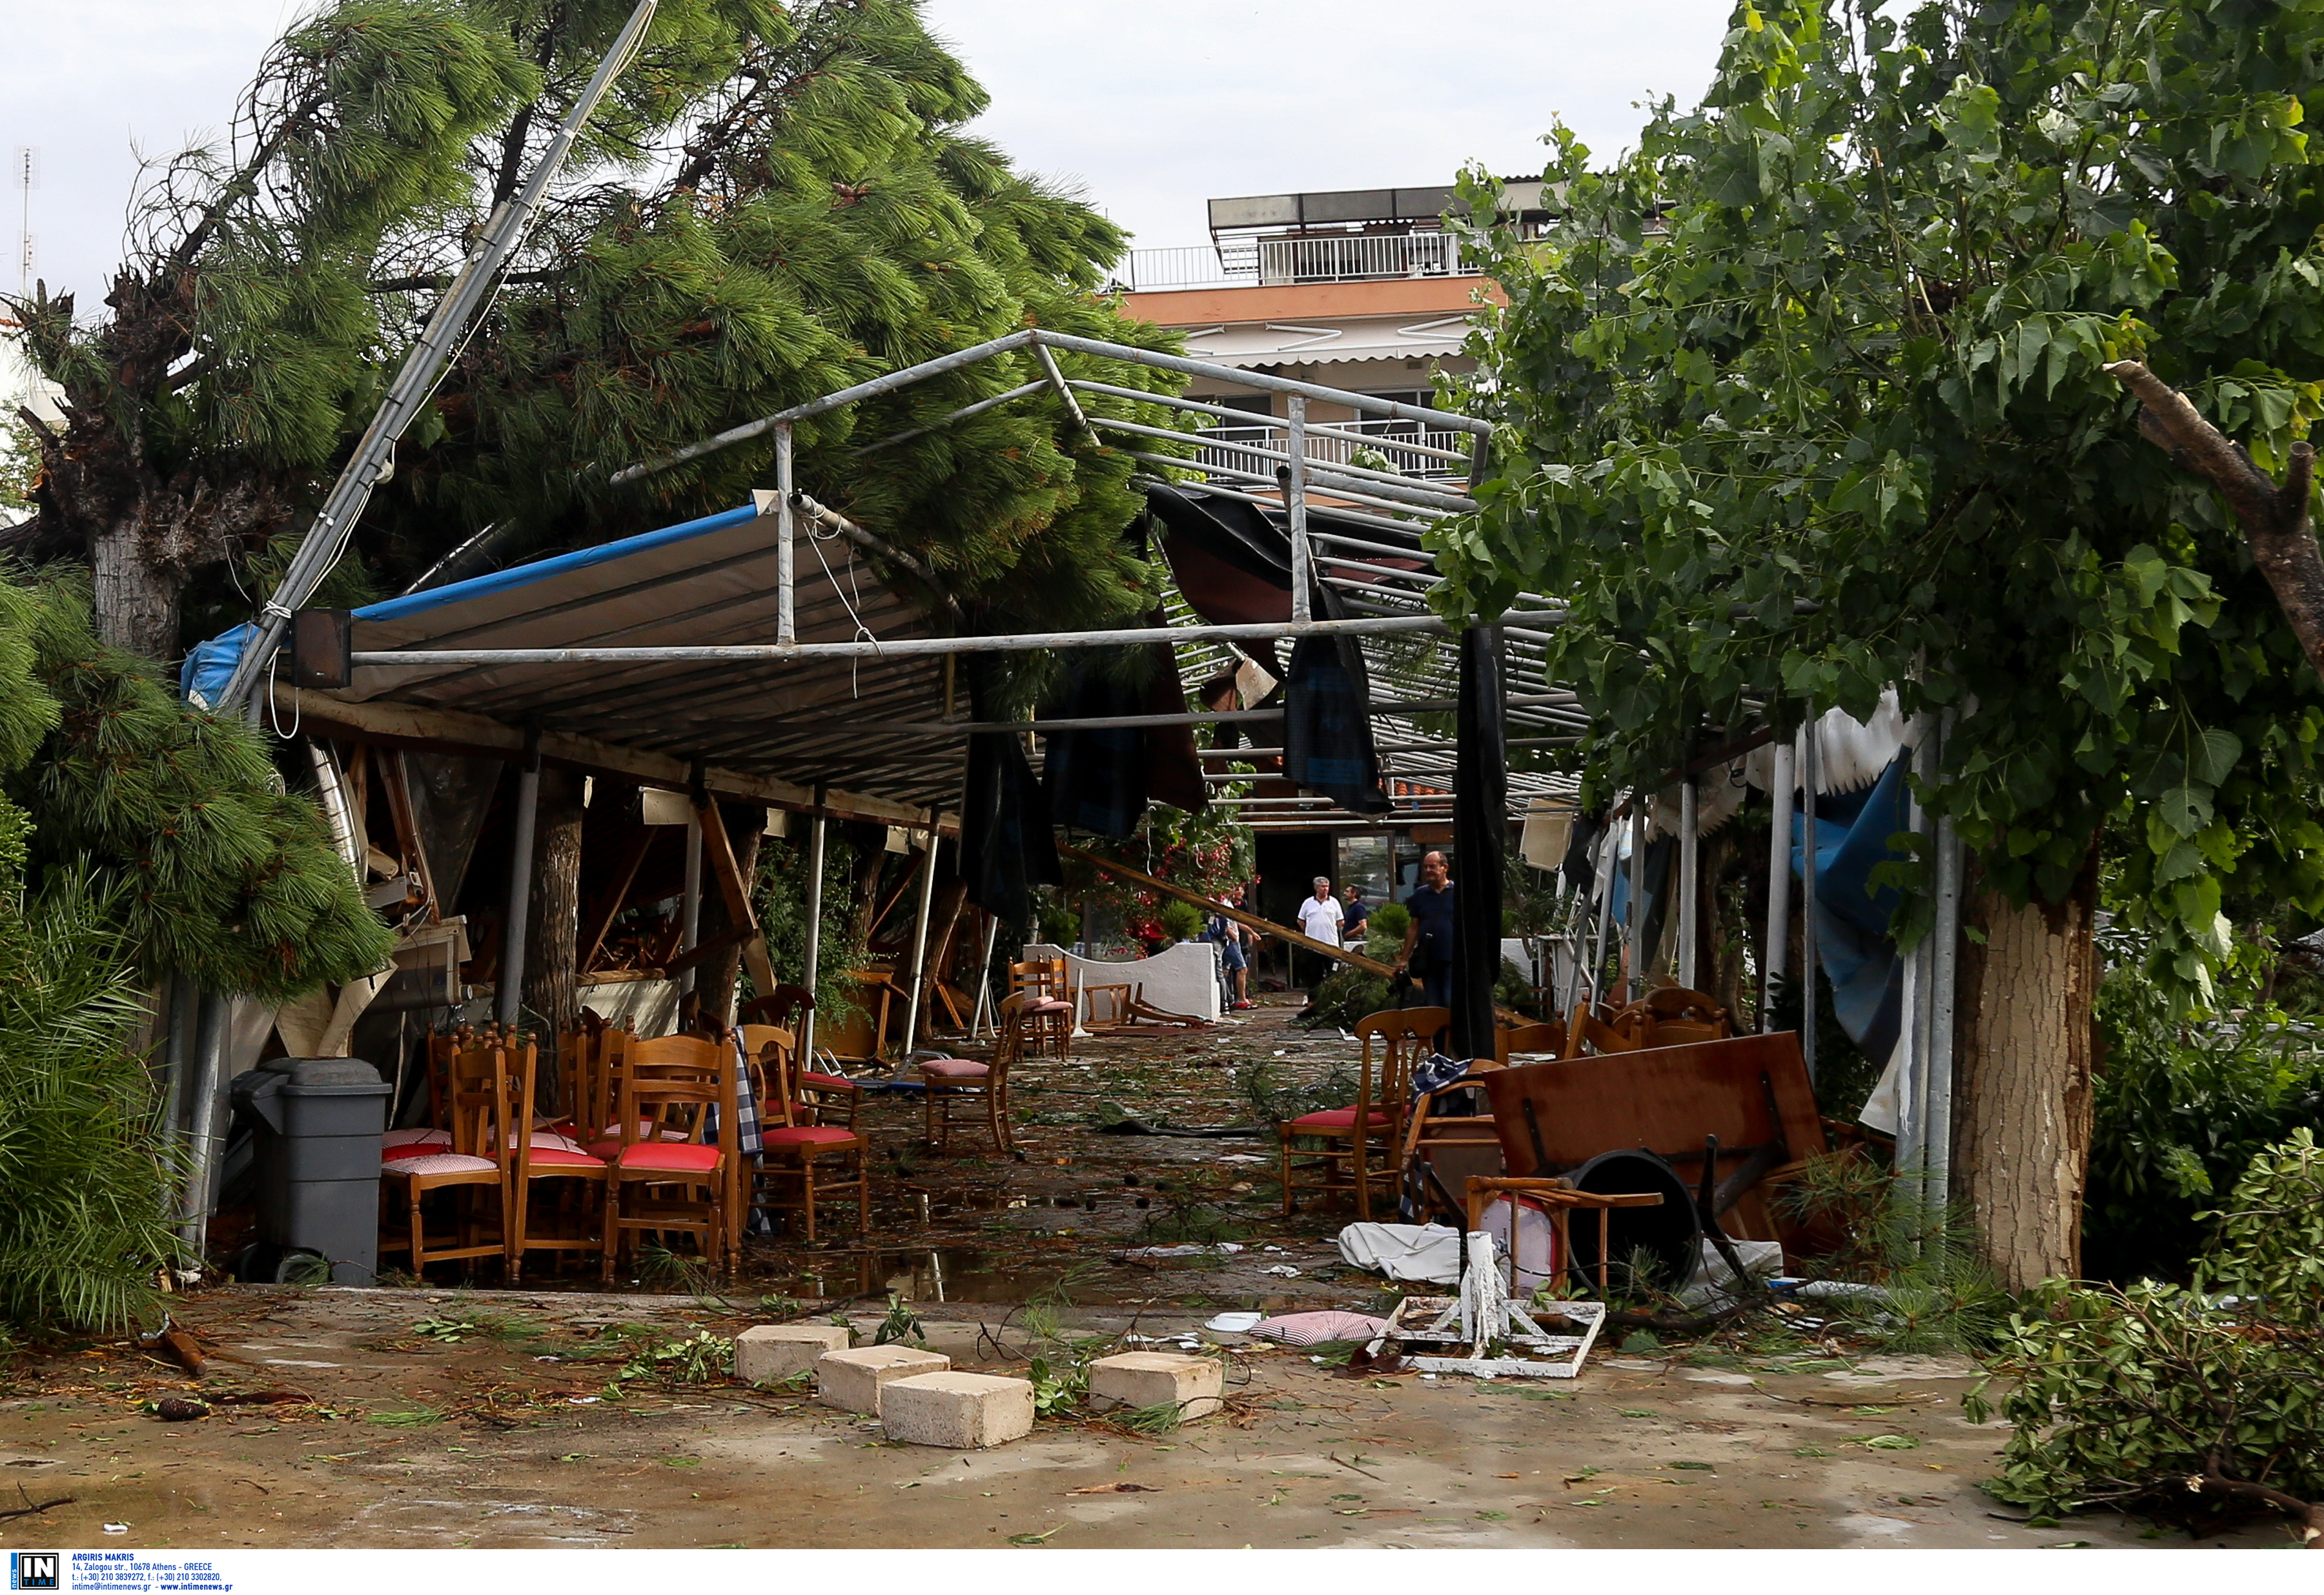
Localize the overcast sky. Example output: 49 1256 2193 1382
2 1 1732 305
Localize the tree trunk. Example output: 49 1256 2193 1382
91 516 185 660
523 768 586 1095
1952 847 2100 1292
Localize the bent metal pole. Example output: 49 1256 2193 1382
214 0 661 714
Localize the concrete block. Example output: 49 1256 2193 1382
815 1345 950 1415
734 1323 850 1385
1086 1352 1223 1420
880 1371 1036 1448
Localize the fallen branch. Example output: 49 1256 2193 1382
1 1486 75 1521
2104 359 2324 679
2188 1468 2324 1549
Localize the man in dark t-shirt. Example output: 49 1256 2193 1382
1396 851 1456 1010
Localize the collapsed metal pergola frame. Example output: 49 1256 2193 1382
358 325 1584 826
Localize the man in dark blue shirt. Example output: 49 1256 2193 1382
1343 886 1371 940
1396 850 1456 1010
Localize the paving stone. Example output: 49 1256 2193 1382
879 1372 1035 1448
1086 1351 1222 1419
814 1345 949 1415
733 1323 850 1385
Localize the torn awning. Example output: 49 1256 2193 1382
184 498 968 815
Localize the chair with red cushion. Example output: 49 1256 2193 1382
502 1037 609 1281
380 1039 510 1279
740 1018 859 1130
598 1033 737 1282
746 1024 869 1244
1279 1006 1449 1219
920 995 1023 1155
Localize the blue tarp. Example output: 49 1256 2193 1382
1797 755 1911 1064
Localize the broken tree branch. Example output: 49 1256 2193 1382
2105 359 2324 680
0 1486 75 1521
2189 1467 2324 1548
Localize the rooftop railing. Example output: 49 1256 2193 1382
1112 230 1477 292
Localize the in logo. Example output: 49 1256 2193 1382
9 1552 59 1592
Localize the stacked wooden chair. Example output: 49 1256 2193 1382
743 1024 870 1243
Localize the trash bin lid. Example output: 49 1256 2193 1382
267 1057 390 1095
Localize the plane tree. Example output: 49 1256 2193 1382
1437 0 2324 1288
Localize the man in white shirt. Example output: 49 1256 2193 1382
1297 876 1345 946
1295 876 1343 993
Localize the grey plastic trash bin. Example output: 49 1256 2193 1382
231 1058 391 1286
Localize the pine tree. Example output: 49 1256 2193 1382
0 570 392 998
5 1 1190 661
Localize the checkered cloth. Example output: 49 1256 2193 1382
705 1032 764 1157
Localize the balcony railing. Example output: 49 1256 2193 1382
1112 230 1476 292
1194 416 1473 483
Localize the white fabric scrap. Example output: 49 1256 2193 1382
1336 1222 1463 1284
1676 1237 1787 1308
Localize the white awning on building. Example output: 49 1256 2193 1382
1181 313 1475 371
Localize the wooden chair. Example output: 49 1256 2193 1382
1624 986 1733 1047
1496 1019 1567 1063
502 1037 609 1281
1279 1006 1448 1219
748 1024 871 1244
1562 999 1648 1059
597 1033 737 1282
1008 957 1074 1059
380 1039 510 1279
1463 1176 1669 1297
742 1006 860 1129
920 994 1024 1155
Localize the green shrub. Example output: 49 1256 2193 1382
1159 900 1205 943
1366 902 1411 941
1970 1131 2324 1537
2086 958 2324 1282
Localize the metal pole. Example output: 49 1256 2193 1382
1677 775 1700 991
677 804 704 1001
346 608 1569 669
1626 808 1646 1003
496 758 542 1027
1285 394 1312 624
970 912 1000 1038
1588 822 1617 1008
176 990 230 1264
1799 713 1820 1086
899 832 941 1059
1763 738 1794 1031
775 422 796 645
159 973 194 1148
1898 715 1935 1203
800 808 827 1062
215 0 660 712
1927 710 1961 1214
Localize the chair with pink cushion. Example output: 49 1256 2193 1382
380 1039 510 1279
919 995 1024 1155
598 1033 737 1282
740 1012 859 1130
746 1024 869 1244
1008 958 1074 1061
1278 1006 1449 1219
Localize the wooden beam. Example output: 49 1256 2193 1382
268 683 959 833
695 794 777 997
1058 843 1394 977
